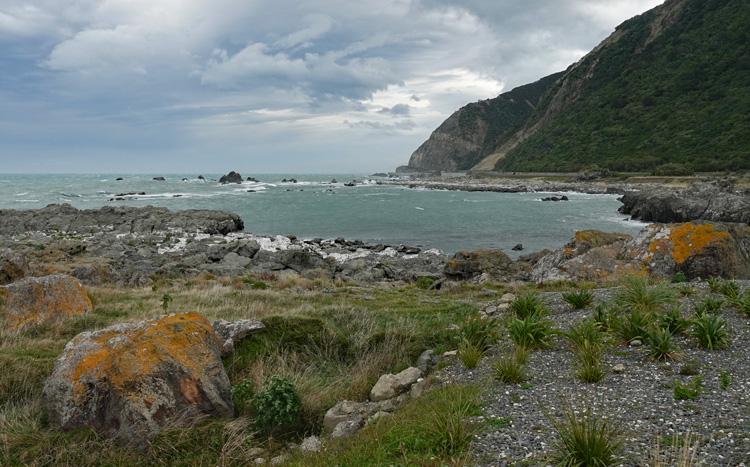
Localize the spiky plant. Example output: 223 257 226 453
508 313 555 350
659 307 690 336
691 314 729 350
575 342 605 384
693 297 724 317
615 275 676 315
614 308 654 344
562 289 594 310
565 318 606 353
646 326 680 361
510 292 548 319
551 407 622 466
493 353 527 384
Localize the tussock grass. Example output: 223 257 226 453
510 292 548 319
646 326 680 361
691 314 729 350
562 289 594 310
615 276 676 315
493 348 529 384
551 407 621 466
508 313 555 349
650 432 700 467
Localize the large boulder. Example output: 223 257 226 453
370 367 422 402
532 223 750 283
43 312 233 443
444 249 514 280
1 274 93 333
212 319 265 356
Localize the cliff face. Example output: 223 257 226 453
406 72 563 172
405 0 750 173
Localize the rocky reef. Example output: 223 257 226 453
619 181 750 224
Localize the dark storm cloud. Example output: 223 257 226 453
0 0 663 172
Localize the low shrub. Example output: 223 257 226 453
551 407 622 466
231 378 254 415
415 276 435 290
671 272 688 283
691 314 729 350
252 376 302 434
562 289 594 310
674 377 703 401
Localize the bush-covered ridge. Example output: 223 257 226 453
407 0 750 173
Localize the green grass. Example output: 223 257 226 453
458 339 484 369
574 342 605 384
659 307 690 336
693 297 724 317
289 385 481 466
719 370 732 390
562 289 594 310
493 350 528 384
551 407 622 466
613 308 654 344
565 318 606 352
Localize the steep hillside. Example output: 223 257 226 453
406 0 750 173
405 72 563 172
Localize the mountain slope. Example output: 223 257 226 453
406 72 563 172
405 0 750 173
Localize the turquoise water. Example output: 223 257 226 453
0 174 644 255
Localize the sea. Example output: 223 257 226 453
0 174 646 256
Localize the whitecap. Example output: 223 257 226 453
415 206 425 211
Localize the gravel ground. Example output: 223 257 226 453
438 282 750 466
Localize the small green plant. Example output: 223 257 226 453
708 277 740 300
242 276 268 289
565 318 605 352
485 417 512 428
678 358 700 376
706 277 723 293
510 292 548 319
231 378 255 414
161 293 173 312
659 307 689 335
458 339 484 369
691 314 729 350
671 272 688 283
616 275 676 315
575 342 605 383
551 407 622 466
719 370 732 390
493 352 528 384
693 297 724 317
674 377 703 401
252 376 302 433
458 316 500 352
415 276 435 290
646 326 679 361
508 313 555 349
562 289 594 310
614 308 653 344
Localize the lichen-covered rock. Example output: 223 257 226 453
532 223 750 282
1 274 93 333
0 249 28 285
43 312 233 443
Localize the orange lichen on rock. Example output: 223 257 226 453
668 223 730 264
1 274 93 332
70 312 220 399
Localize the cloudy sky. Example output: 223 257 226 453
0 0 663 173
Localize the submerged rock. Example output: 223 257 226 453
43 312 233 443
1 274 92 333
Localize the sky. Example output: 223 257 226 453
0 0 664 174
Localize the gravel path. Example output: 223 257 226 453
438 282 750 466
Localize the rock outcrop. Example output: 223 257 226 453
0 204 244 236
532 223 750 282
444 249 514 280
219 171 243 184
43 312 233 443
619 182 750 224
0 249 28 285
212 319 265 356
1 274 93 333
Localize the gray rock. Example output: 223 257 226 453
219 171 243 184
370 367 422 402
43 312 233 443
212 319 265 356
416 349 438 373
323 400 378 433
222 252 252 269
299 435 322 453
331 417 365 438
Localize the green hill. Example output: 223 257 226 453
405 0 750 173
